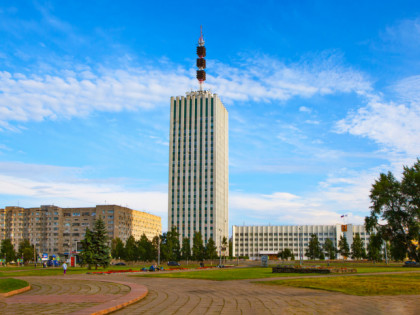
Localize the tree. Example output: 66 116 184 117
181 237 191 261
205 237 218 261
277 248 293 261
92 218 111 269
1 239 16 263
125 235 137 261
79 228 94 269
365 159 420 262
338 235 350 259
160 226 181 262
323 238 336 260
351 233 365 260
367 233 383 262
18 239 34 263
137 234 153 261
192 231 205 261
306 234 322 260
228 238 233 259
111 237 125 260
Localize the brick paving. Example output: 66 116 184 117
0 277 146 315
109 273 420 315
0 271 418 314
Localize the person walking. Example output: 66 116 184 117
62 262 67 275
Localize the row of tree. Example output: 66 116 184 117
0 239 35 263
111 226 228 262
278 233 389 261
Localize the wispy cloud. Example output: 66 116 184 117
0 161 168 229
0 53 372 129
336 76 420 158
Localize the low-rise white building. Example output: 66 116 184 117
232 224 369 260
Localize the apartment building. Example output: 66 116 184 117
0 205 161 256
233 224 369 260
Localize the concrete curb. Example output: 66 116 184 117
68 279 148 315
0 285 31 297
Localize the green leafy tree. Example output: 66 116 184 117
92 218 111 269
228 238 233 259
351 233 365 260
205 237 218 261
111 237 125 260
137 234 153 261
181 237 191 261
367 233 383 262
124 235 137 261
80 228 94 269
306 234 322 259
277 248 293 260
323 238 336 260
160 226 181 262
338 235 350 259
18 239 34 263
1 239 16 263
192 231 205 261
365 159 420 262
390 241 406 261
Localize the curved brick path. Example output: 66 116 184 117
0 271 418 314
0 277 147 315
108 273 420 315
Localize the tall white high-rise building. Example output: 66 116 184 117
168 90 228 250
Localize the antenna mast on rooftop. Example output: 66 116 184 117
196 25 206 91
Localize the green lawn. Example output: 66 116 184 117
0 278 29 293
135 267 321 281
257 273 420 296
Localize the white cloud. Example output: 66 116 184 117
299 106 312 113
208 55 371 103
336 76 420 158
0 162 168 229
229 167 379 226
0 53 372 127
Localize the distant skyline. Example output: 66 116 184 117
1 1 419 232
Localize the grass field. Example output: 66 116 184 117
0 262 417 278
0 278 29 293
257 273 420 296
135 267 307 280
135 265 420 281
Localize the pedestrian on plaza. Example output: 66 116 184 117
62 262 67 275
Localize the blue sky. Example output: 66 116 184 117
1 1 420 232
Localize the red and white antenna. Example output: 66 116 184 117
196 25 206 91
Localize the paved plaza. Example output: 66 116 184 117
0 272 419 314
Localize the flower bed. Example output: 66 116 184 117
272 265 356 274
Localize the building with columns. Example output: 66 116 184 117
233 224 369 260
168 90 229 249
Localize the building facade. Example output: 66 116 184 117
168 90 229 249
233 224 369 260
0 205 161 256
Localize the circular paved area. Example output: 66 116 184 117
108 274 420 315
1 271 419 314
0 277 146 315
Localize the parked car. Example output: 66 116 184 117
167 261 180 266
404 261 418 266
114 262 126 266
